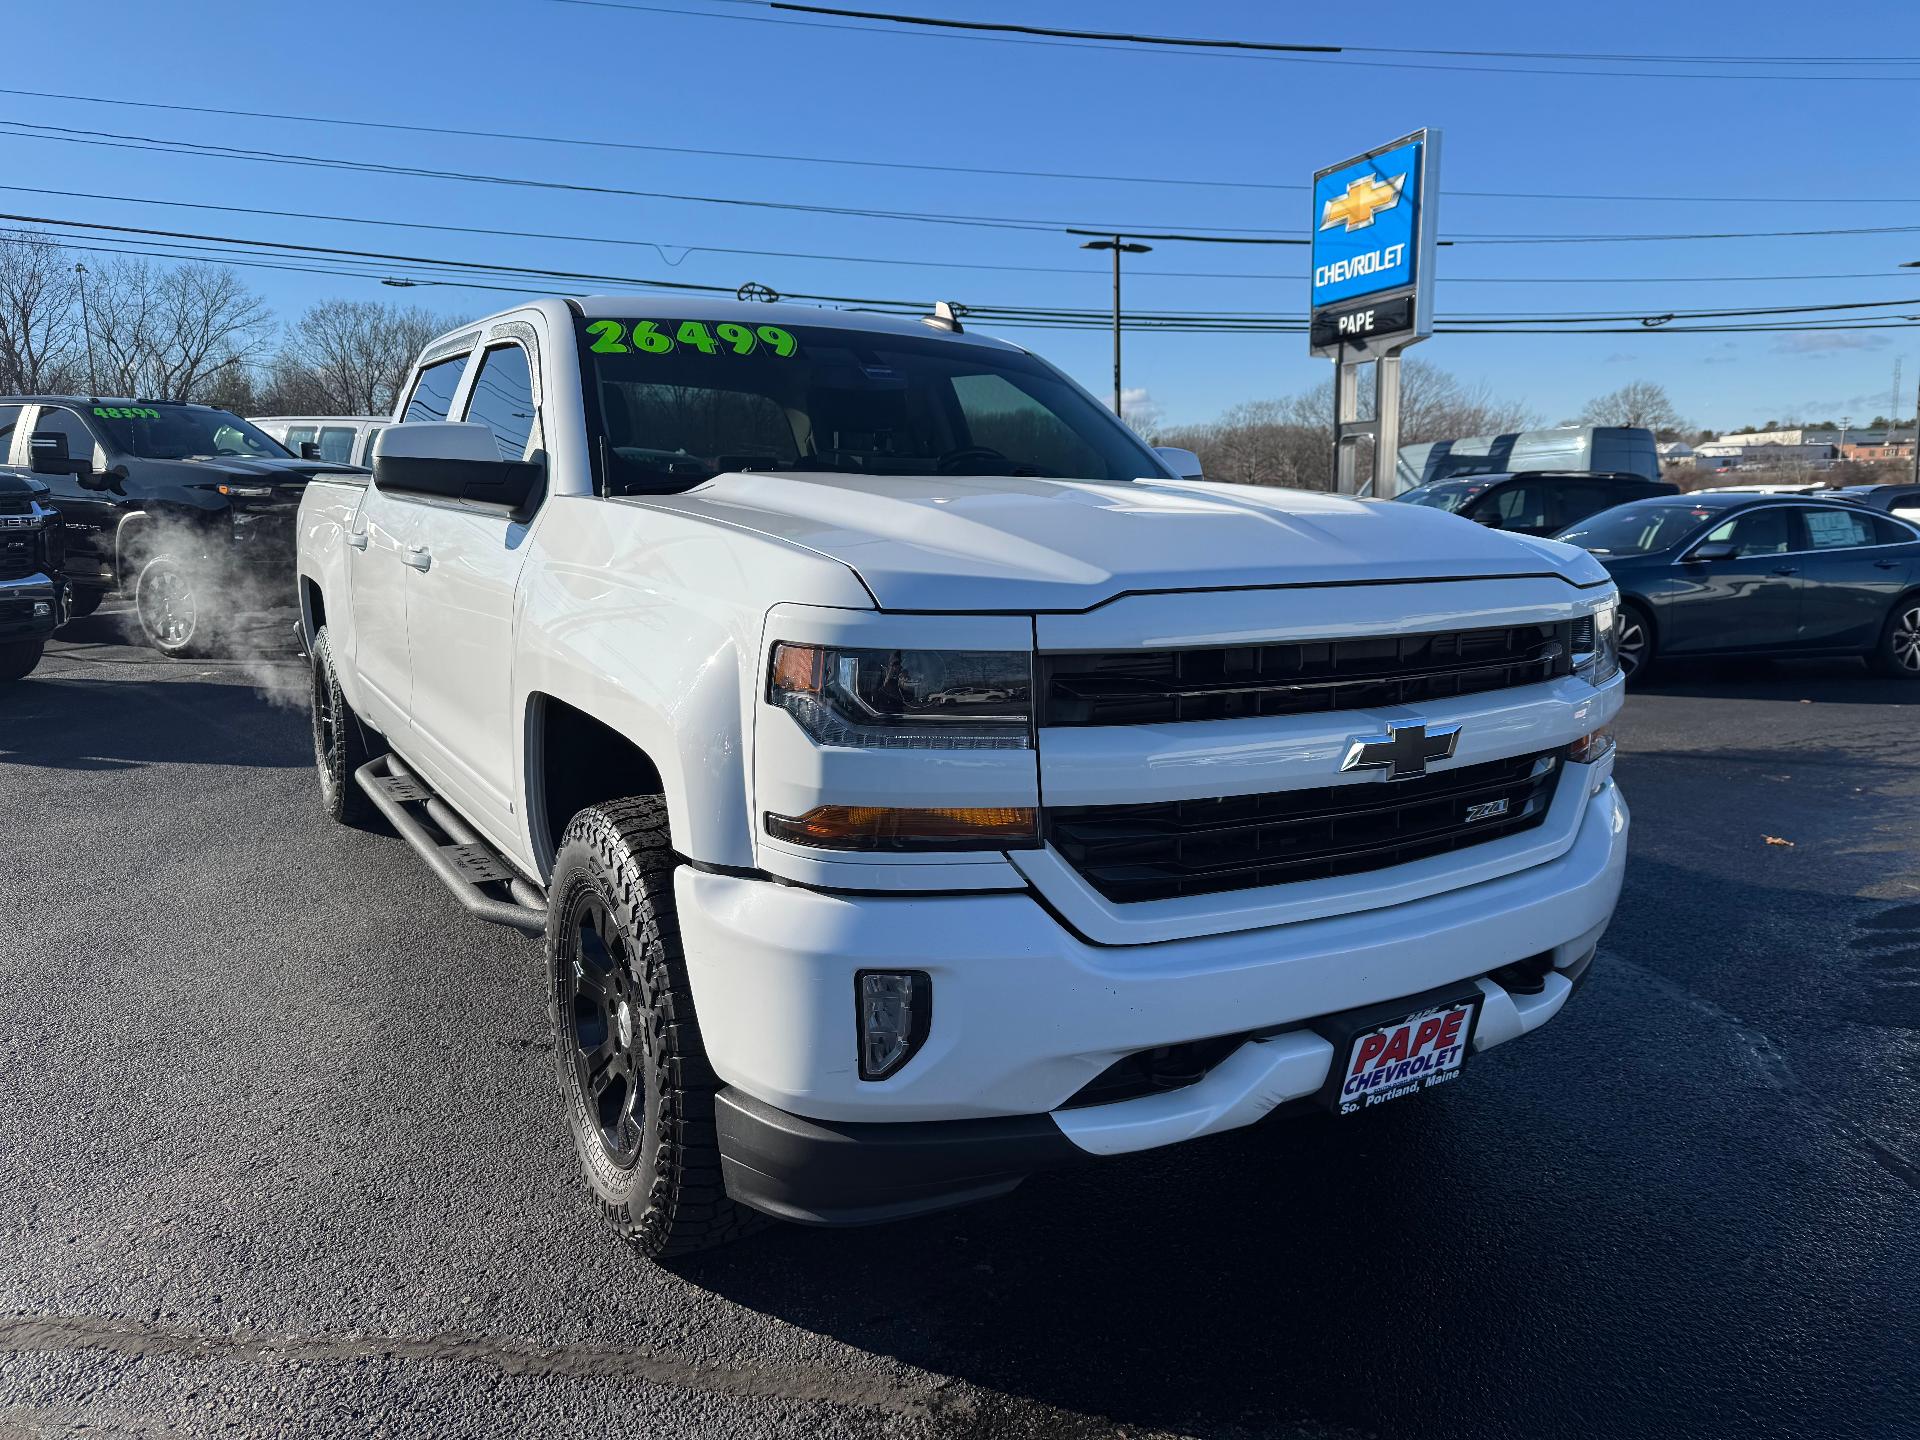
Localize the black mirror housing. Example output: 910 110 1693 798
1688 541 1736 563
375 454 544 517
299 441 323 460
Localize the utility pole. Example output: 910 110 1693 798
74 262 97 396
1080 236 1152 419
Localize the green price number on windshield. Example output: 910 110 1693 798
92 406 160 420
586 320 799 358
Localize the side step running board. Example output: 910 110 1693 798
354 754 548 936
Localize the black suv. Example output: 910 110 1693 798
3 397 364 656
0 469 62 681
1393 470 1678 537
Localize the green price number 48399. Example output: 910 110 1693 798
585 319 797 358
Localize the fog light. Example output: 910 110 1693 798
32 602 51 618
857 970 931 1080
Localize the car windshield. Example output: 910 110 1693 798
577 317 1165 490
1397 480 1494 513
1556 501 1716 556
87 404 292 461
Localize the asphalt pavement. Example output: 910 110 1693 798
1 605 1915 1440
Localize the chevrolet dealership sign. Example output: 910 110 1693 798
1310 130 1439 356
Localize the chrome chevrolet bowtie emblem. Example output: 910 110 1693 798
1342 721 1461 780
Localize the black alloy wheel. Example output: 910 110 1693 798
564 892 650 1170
309 626 380 826
545 797 760 1257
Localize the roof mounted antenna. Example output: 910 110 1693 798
923 300 967 334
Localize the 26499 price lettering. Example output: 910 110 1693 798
585 320 798 358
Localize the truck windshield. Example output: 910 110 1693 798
577 318 1165 490
88 405 292 461
1555 501 1715 556
1397 480 1492 513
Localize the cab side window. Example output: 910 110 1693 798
284 424 318 454
30 407 99 472
0 404 21 464
403 356 469 423
1703 508 1790 558
1470 483 1549 531
317 426 357 464
461 345 540 460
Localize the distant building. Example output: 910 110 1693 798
1717 428 1817 446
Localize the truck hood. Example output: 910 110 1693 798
637 472 1609 611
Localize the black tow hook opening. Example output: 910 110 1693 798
1488 950 1555 996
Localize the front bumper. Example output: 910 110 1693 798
680 776 1629 1223
0 572 59 643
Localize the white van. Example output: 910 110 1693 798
250 415 386 468
1397 426 1661 495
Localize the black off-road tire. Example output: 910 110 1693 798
309 626 384 827
1616 601 1658 686
0 640 44 682
546 797 762 1259
1868 594 1920 680
133 554 215 658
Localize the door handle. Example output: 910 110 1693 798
403 544 432 572
1771 566 1798 576
1875 559 1901 570
347 529 369 550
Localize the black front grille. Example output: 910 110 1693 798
1046 750 1563 904
0 538 42 582
1039 623 1571 727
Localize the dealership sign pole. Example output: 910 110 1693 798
1311 129 1440 496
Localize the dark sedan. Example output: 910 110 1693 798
1554 492 1920 682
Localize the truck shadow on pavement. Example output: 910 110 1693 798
665 845 1919 1437
0 674 309 772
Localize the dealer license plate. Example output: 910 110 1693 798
1335 998 1478 1116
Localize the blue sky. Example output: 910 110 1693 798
11 0 1920 432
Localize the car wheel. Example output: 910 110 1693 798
310 625 384 826
133 555 214 658
1869 596 1920 679
0 639 44 682
1616 602 1657 684
546 796 762 1259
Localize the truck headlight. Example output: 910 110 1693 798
767 641 1032 749
1571 602 1619 686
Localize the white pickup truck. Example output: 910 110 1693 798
296 296 1628 1258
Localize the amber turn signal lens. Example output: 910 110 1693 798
1564 727 1616 765
765 804 1039 852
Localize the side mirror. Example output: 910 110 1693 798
31 433 91 479
1687 541 1736 563
1472 512 1503 528
1153 445 1204 480
373 421 543 516
299 441 323 460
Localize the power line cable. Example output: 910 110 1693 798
554 1 1920 80
3 85 1913 208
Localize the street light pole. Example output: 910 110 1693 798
74 262 97 396
1080 236 1152 419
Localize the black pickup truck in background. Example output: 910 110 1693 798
0 470 61 682
2 397 365 657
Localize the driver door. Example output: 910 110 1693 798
1664 506 1801 654
27 405 115 587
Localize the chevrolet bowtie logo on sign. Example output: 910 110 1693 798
1341 721 1461 781
1320 173 1406 233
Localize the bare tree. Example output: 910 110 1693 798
1161 361 1536 491
85 258 273 401
1579 380 1684 432
271 299 454 415
0 230 82 394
